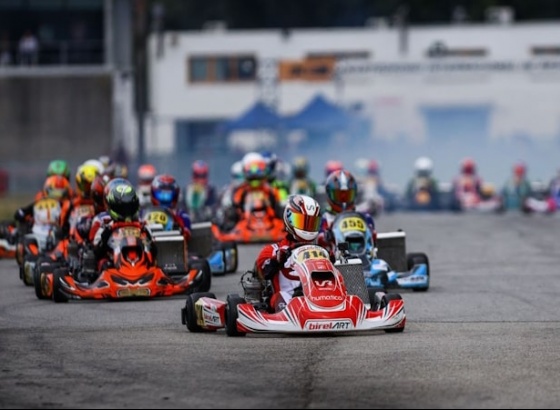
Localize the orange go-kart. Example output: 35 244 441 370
0 221 16 259
211 192 285 244
38 223 211 302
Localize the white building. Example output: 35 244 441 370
146 22 560 188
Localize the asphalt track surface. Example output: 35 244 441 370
2 213 560 409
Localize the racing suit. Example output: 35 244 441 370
255 233 305 312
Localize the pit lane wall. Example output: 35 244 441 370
0 69 113 192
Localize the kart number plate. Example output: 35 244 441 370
117 288 150 297
339 217 366 232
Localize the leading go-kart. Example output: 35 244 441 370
181 243 406 336
45 223 211 302
331 211 430 292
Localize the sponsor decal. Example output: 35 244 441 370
309 294 344 302
305 320 353 331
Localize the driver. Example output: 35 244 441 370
317 169 376 257
255 194 321 313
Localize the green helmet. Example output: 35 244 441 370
47 160 71 180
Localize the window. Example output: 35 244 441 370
307 51 370 60
531 46 560 56
426 41 487 58
187 55 257 83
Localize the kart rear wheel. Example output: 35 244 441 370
407 252 430 292
33 261 52 300
182 292 217 332
190 259 212 293
52 269 69 303
379 293 405 333
226 294 246 337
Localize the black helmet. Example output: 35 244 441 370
105 178 140 222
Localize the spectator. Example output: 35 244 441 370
18 30 39 66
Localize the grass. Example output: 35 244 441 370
0 194 34 221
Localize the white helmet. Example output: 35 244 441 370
230 161 243 181
283 195 321 242
414 157 433 176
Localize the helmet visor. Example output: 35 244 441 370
330 189 356 205
287 212 321 233
154 190 174 204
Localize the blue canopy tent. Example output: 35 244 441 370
221 101 282 133
283 94 354 132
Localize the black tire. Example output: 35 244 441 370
406 252 430 292
225 293 246 337
367 286 386 311
379 293 405 333
190 259 212 293
223 241 238 273
182 292 217 332
52 269 69 303
33 262 50 300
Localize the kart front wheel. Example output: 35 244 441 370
407 252 430 292
190 259 212 293
379 293 405 333
52 269 69 303
182 292 217 332
226 294 246 337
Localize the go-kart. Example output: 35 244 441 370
141 206 238 275
0 220 16 259
331 211 430 292
42 223 211 302
211 191 285 244
181 243 406 336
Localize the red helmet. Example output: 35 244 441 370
324 160 344 179
91 175 108 212
192 160 209 184
367 160 379 176
461 158 476 175
325 170 357 213
138 164 157 186
514 162 526 178
43 175 72 200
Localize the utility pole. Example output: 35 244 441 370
133 0 148 166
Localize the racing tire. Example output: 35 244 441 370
223 241 238 274
190 259 212 293
407 252 430 292
182 292 217 332
33 260 52 300
367 286 386 311
379 293 405 333
225 294 246 337
52 269 69 303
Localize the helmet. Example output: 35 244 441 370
461 158 476 175
114 163 129 179
192 160 209 184
242 152 267 186
151 174 180 208
47 160 71 180
367 160 380 176
75 163 100 197
283 194 321 242
292 157 309 179
261 151 278 181
325 170 357 213
43 175 72 200
83 159 105 176
99 155 115 179
230 161 243 181
414 157 434 177
91 175 108 212
138 164 157 186
324 160 344 179
105 179 140 222
514 162 526 178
